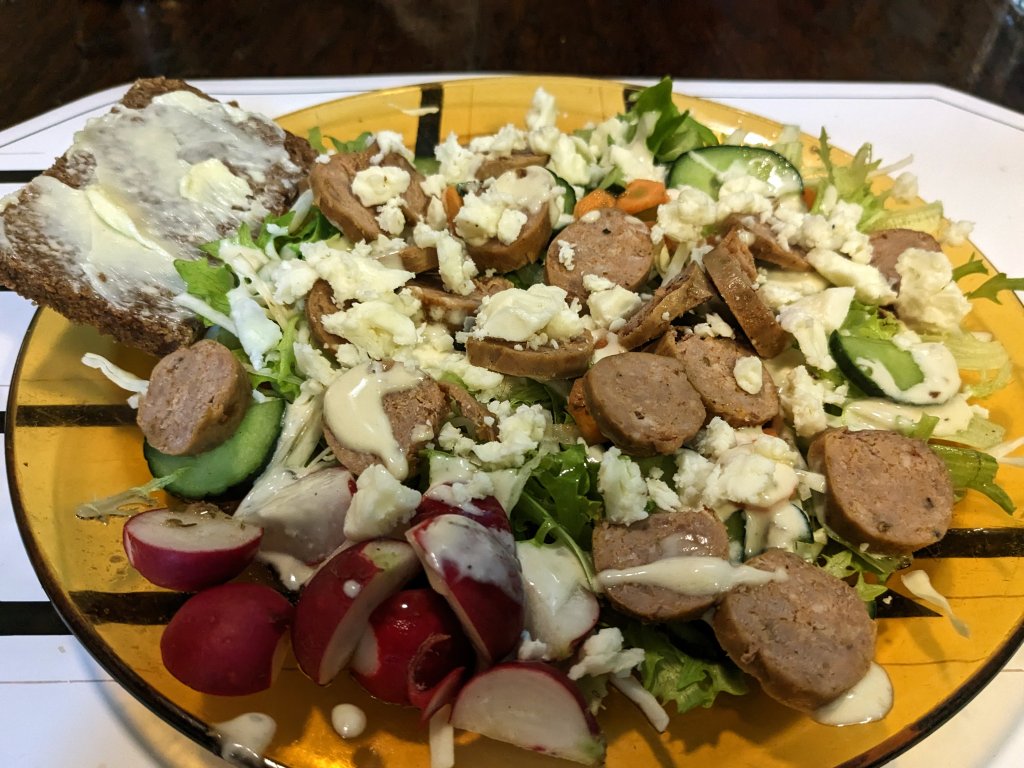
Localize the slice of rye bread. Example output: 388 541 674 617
0 77 316 357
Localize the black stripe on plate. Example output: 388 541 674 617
0 410 6 434
623 85 641 110
69 590 191 626
0 170 41 183
915 528 1024 558
0 601 70 636
874 591 941 620
15 404 136 428
414 85 443 160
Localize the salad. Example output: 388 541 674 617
82 77 1022 767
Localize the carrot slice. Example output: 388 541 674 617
802 186 816 210
443 185 464 226
573 189 617 219
567 378 605 445
615 179 669 215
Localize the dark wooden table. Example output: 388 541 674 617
2 0 1023 132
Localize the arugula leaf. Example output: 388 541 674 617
256 207 340 252
617 618 748 714
329 131 374 154
504 377 569 421
952 253 989 282
931 444 1016 513
624 77 717 162
173 258 237 321
967 272 1024 304
504 261 546 290
819 549 895 604
511 444 602 585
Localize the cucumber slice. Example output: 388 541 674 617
144 398 286 499
546 170 576 223
829 331 924 397
668 145 803 199
414 156 441 176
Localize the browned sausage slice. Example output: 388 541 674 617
725 215 812 272
475 151 550 180
324 371 448 478
310 147 428 243
137 340 251 456
408 274 514 331
592 508 730 621
305 279 346 350
395 245 439 274
616 261 714 350
544 208 654 302
465 331 594 379
703 232 790 358
465 205 553 273
712 548 876 712
807 428 954 554
869 228 942 289
582 352 705 456
652 331 780 427
440 381 497 442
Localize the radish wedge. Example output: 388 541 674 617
451 661 606 765
291 540 420 685
123 507 262 591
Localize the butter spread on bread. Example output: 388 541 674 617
0 78 314 356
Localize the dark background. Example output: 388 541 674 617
2 0 1023 130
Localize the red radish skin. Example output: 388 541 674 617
406 513 525 667
350 588 472 706
123 507 262 591
291 540 420 686
409 661 467 722
160 583 293 696
450 661 606 766
413 490 511 532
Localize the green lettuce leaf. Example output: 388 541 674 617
931 444 1015 513
624 77 718 162
617 618 748 714
173 258 237 322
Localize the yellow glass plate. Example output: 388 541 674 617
7 76 1024 768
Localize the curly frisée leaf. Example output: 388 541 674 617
76 469 188 521
617 618 748 714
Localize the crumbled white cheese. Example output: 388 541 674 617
805 247 896 305
587 285 643 330
351 165 411 207
323 292 420 359
469 284 584 346
692 312 735 338
344 464 422 541
673 450 715 510
375 197 407 236
526 87 558 132
655 187 717 246
895 248 971 333
369 130 416 164
733 356 764 394
268 258 319 305
777 286 856 371
556 240 576 271
692 417 738 461
598 447 649 525
779 365 847 438
568 627 645 681
435 132 482 183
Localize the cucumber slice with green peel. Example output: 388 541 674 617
546 170 576 221
668 145 803 199
829 331 924 398
144 398 286 499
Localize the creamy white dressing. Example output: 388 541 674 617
323 362 425 480
331 703 367 739
343 579 363 599
842 393 975 437
902 570 971 637
214 712 277 765
418 514 520 597
854 341 961 405
256 551 317 591
812 663 893 726
596 556 787 595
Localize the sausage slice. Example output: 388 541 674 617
465 204 553 273
869 228 942 289
712 548 876 712
408 274 513 331
475 151 549 180
593 508 731 621
725 215 812 272
652 331 780 427
466 331 594 379
545 208 654 302
807 428 954 554
616 262 714 350
306 279 346 350
582 352 705 456
137 340 251 456
703 231 790 358
440 381 497 442
324 369 448 478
